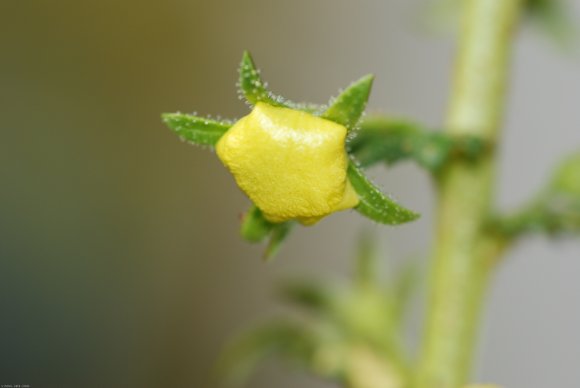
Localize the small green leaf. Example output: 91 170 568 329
347 163 419 225
491 151 580 239
491 201 580 238
350 117 489 171
216 322 317 384
323 75 374 131
349 118 420 167
526 0 577 46
551 151 580 197
280 281 335 316
162 113 230 147
239 51 288 108
241 206 274 243
265 222 294 260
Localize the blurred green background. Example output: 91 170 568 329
1 0 579 387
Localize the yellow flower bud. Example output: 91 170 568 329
216 102 359 225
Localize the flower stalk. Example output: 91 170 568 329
415 1 523 387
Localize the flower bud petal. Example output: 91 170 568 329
217 103 359 224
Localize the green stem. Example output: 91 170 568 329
415 1 522 387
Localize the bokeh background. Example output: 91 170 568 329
1 0 579 387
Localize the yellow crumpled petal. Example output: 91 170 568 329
216 102 359 225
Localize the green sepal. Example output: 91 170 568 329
240 206 274 243
162 113 231 147
323 75 374 131
240 205 294 260
265 221 294 261
347 163 419 225
239 51 325 114
239 51 289 108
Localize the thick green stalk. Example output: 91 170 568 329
415 1 522 387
